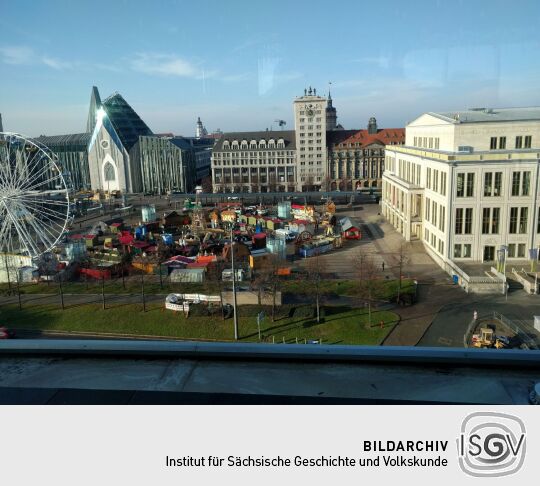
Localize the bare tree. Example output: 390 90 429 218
354 250 381 327
201 176 213 193
304 175 315 192
304 251 327 323
250 174 260 194
395 243 409 305
321 176 332 192
267 173 278 193
252 254 281 322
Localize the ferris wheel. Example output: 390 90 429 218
0 132 71 259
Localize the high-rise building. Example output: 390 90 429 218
211 88 402 193
382 107 540 279
293 86 328 190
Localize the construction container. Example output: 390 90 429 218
277 201 292 219
141 204 156 223
266 237 286 260
65 240 87 261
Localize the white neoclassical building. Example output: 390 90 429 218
382 107 540 275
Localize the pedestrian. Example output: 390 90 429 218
473 310 478 321
382 261 385 271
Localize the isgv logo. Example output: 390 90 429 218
457 412 526 477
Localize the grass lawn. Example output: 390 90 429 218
0 303 398 345
1 276 416 303
281 278 416 300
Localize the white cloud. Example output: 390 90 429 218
41 56 73 70
0 45 75 71
0 46 34 64
130 52 202 78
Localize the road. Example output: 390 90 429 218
418 292 540 347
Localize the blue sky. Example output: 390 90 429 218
1 0 540 137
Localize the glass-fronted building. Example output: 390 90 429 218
34 133 91 190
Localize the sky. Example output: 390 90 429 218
1 0 540 137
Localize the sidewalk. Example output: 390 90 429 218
382 282 468 346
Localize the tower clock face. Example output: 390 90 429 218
305 104 315 117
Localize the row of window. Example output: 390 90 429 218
222 140 286 149
214 159 294 166
214 151 293 158
455 206 529 234
299 117 322 122
333 149 384 157
424 228 445 255
490 136 532 150
414 136 440 150
454 243 528 259
426 167 447 195
398 158 421 185
425 197 446 231
299 132 322 137
457 171 530 198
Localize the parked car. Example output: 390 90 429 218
0 327 15 339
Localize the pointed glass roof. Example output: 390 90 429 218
102 92 153 150
86 86 102 134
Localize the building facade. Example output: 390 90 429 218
211 88 402 193
28 86 210 195
211 131 297 193
327 119 404 190
34 133 91 190
293 87 329 190
382 107 540 274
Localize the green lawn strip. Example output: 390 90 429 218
281 278 416 299
1 278 416 303
1 303 398 345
